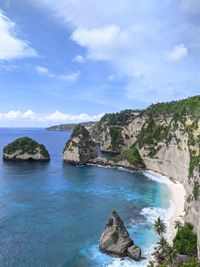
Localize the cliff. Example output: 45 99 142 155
63 124 97 164
92 96 200 258
3 137 50 161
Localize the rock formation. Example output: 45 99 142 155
3 137 50 161
63 124 97 164
99 210 141 260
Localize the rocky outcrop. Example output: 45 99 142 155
127 245 141 261
89 157 136 170
99 210 141 260
63 124 97 164
3 137 50 161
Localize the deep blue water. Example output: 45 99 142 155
0 128 170 267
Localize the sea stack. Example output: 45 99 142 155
3 137 50 161
99 210 141 260
63 124 97 164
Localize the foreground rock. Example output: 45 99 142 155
127 245 141 261
63 124 97 164
99 210 142 260
3 137 50 161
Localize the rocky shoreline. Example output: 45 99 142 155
88 157 137 171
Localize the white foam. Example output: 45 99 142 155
143 170 173 186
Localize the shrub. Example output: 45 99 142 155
173 223 197 256
122 145 144 169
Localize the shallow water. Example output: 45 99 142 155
0 128 170 267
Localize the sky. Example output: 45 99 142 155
0 0 200 126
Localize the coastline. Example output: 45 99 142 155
143 170 186 243
88 161 186 243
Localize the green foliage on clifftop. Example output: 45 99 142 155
101 109 141 126
145 96 200 120
71 124 90 138
3 137 49 158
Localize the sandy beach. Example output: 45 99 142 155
144 170 186 243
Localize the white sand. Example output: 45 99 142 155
143 170 186 243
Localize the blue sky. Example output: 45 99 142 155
0 0 200 126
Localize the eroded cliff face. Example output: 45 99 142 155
94 109 200 258
63 124 97 164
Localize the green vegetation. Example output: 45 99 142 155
122 145 144 168
189 151 200 178
71 124 89 138
145 96 200 121
3 137 49 158
179 259 199 267
137 118 172 157
149 220 199 267
193 181 200 201
100 109 141 126
173 223 197 256
109 126 124 151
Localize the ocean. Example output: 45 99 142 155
0 128 171 267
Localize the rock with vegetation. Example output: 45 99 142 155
99 210 141 260
3 137 50 161
63 124 97 164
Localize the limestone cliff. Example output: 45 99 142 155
92 96 200 258
63 124 97 164
3 137 50 161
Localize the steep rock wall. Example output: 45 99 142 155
97 114 200 257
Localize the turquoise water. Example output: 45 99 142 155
0 128 170 267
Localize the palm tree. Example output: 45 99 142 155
154 217 167 236
174 219 183 230
156 236 168 253
163 244 177 267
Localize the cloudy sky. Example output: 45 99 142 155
0 0 200 126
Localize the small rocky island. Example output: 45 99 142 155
3 137 50 161
99 210 142 261
63 124 97 164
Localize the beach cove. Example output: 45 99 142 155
0 128 185 266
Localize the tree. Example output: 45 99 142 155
174 219 183 231
154 217 167 236
163 244 177 267
157 236 168 252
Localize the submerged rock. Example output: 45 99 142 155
3 137 50 161
99 210 141 259
63 124 97 164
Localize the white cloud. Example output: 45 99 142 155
181 0 200 13
73 54 85 63
0 109 104 126
108 74 117 81
0 109 36 120
35 66 50 75
44 111 104 123
35 66 80 82
0 9 37 60
166 44 188 63
71 25 131 61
